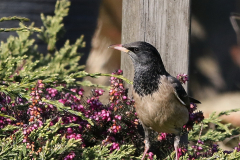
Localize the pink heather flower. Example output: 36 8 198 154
158 133 167 141
117 69 123 74
49 104 54 109
71 116 78 122
70 88 77 92
148 152 154 160
67 134 76 139
114 115 122 120
197 140 204 145
86 124 91 129
101 110 106 114
176 73 188 84
75 134 82 140
38 90 43 93
108 124 121 133
197 146 203 151
78 125 82 130
110 142 120 151
177 148 187 158
98 89 104 95
67 128 73 134
64 151 76 160
38 83 44 88
23 130 27 135
38 120 43 126
87 99 91 104
1 107 6 112
33 124 38 128
190 103 197 111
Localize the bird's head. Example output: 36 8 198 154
109 41 164 68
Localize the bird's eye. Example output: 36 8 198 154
134 48 139 52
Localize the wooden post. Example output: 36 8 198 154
121 0 191 92
121 0 191 146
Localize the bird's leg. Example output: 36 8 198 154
141 126 150 160
174 135 180 160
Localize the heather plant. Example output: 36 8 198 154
1 0 240 159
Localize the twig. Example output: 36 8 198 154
0 26 41 33
197 122 204 141
194 122 204 155
223 134 240 144
0 16 29 22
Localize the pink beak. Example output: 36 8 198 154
108 44 130 53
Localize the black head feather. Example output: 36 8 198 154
122 41 167 96
122 42 165 69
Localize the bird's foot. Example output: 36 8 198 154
174 135 180 160
141 146 149 160
175 147 179 160
141 139 150 160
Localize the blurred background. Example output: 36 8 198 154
1 0 240 144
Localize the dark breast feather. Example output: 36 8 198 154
133 68 161 97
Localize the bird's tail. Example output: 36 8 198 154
189 97 201 104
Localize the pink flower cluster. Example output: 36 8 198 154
0 70 220 160
187 140 219 159
110 142 120 151
147 152 154 160
184 103 204 131
64 151 76 160
66 128 82 140
176 73 188 84
109 69 134 106
108 123 122 134
0 117 12 129
87 95 103 110
46 88 58 98
0 93 14 129
157 133 167 141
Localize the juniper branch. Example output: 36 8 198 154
0 16 29 22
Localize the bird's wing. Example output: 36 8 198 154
167 75 190 107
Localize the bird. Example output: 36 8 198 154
109 41 200 160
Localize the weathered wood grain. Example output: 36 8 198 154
121 0 191 93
